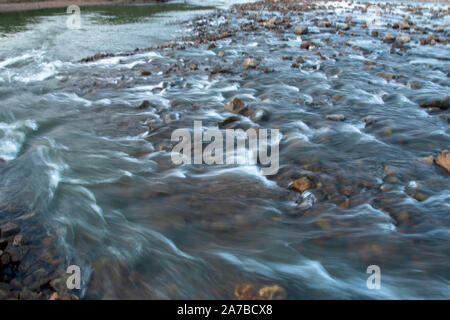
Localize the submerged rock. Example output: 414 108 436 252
419 95 449 110
290 177 312 193
0 222 20 238
326 114 346 121
136 100 151 110
377 73 395 80
436 150 450 173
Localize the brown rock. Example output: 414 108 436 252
436 150 450 173
326 114 346 121
258 285 286 300
291 177 312 193
140 70 151 76
243 58 258 69
224 97 246 114
418 155 434 165
377 73 395 80
234 284 258 300
219 116 239 127
300 41 311 49
419 95 449 110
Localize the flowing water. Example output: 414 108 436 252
0 0 449 299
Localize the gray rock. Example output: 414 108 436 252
326 114 346 121
0 222 20 238
294 26 308 35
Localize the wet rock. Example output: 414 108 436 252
290 177 312 193
12 234 27 247
250 108 269 122
234 284 258 300
410 191 430 202
189 63 198 71
19 287 37 300
258 285 286 300
383 176 398 184
136 100 151 110
377 73 395 80
0 222 20 238
140 70 151 76
362 116 376 126
224 97 247 114
419 95 449 110
439 115 450 123
341 23 350 31
243 58 258 69
49 277 68 293
371 30 379 37
326 114 346 121
219 116 239 128
207 43 216 50
157 142 173 152
385 32 395 42
396 35 411 43
436 150 450 173
300 41 311 49
294 26 308 35
418 155 434 165
264 17 277 28
7 247 26 263
397 20 411 30
383 164 395 177
0 252 11 266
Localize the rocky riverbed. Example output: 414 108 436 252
1 0 449 299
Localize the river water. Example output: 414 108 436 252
0 0 449 299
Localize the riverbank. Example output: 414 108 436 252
0 0 168 13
